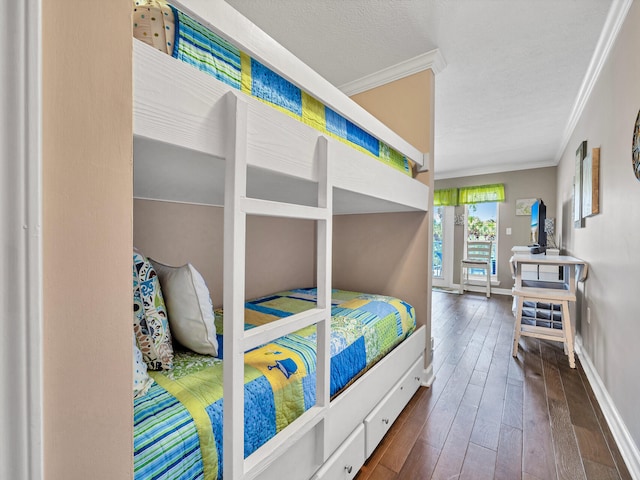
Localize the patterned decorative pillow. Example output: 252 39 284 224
149 259 218 356
133 332 154 399
133 250 173 370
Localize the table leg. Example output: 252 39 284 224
562 300 575 368
512 295 524 357
485 267 490 298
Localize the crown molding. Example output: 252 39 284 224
555 0 633 161
434 159 557 181
339 49 446 96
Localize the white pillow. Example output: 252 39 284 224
133 332 154 399
149 259 219 356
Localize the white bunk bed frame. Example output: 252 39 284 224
133 1 432 479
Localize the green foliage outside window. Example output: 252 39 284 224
467 204 497 241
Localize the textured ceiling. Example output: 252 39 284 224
226 0 613 178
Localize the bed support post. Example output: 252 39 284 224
224 92 248 480
315 136 332 462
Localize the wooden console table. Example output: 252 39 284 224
510 253 588 368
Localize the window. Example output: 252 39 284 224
465 202 498 277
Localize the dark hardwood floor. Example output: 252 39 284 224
356 291 631 480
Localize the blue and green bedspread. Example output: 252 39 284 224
165 4 412 176
134 288 416 480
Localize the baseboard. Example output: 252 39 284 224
489 287 512 296
452 283 512 296
432 286 460 295
575 335 640 479
422 363 435 387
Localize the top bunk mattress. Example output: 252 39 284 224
134 288 417 480
133 0 415 177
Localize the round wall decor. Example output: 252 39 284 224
633 109 640 180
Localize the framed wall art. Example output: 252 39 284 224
632 109 640 180
582 147 600 217
515 198 536 216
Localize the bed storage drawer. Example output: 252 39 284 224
311 425 365 480
364 356 423 457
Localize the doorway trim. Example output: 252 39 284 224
432 206 454 288
1 1 44 479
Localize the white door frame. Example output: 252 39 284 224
1 1 43 479
432 206 454 288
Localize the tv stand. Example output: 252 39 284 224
509 253 588 368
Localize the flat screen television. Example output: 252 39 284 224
530 199 547 248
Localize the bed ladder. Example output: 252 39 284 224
223 93 333 480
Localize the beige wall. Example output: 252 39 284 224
351 71 434 156
436 166 557 288
133 199 316 306
344 71 435 361
42 0 133 478
333 211 430 327
556 2 640 448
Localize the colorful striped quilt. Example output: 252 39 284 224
162 3 412 176
134 288 416 480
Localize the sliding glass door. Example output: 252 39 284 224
432 206 454 287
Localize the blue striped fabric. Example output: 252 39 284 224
331 306 379 326
167 4 412 175
274 334 317 374
134 384 204 480
171 6 241 89
133 289 416 480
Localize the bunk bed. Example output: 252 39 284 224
132 1 432 479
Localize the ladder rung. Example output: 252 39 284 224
241 197 329 220
244 405 326 478
243 307 329 352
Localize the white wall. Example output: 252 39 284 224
556 0 640 461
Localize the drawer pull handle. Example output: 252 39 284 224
345 465 353 474
415 376 421 381
382 418 390 425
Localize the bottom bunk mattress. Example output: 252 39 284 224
134 288 416 480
